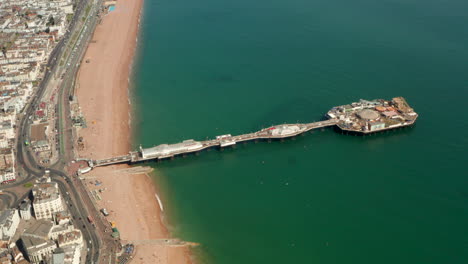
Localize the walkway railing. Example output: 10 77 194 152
91 119 338 167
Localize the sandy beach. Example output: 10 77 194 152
75 0 191 263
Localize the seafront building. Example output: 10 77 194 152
0 148 15 183
0 0 74 183
0 174 82 263
57 230 82 248
0 209 20 242
21 220 57 263
32 179 65 220
51 245 81 264
20 219 83 264
19 201 32 220
20 178 83 263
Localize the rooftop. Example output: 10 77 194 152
23 219 53 239
0 209 16 224
19 201 31 210
357 109 380 120
58 230 81 245
327 97 418 133
21 235 56 254
32 181 60 204
142 139 203 157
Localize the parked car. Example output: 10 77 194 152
100 208 109 216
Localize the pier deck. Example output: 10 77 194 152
91 119 338 168
83 97 418 172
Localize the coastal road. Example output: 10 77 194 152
52 174 100 263
54 0 105 165
0 193 12 210
50 0 122 262
50 168 119 264
13 0 106 263
51 0 122 263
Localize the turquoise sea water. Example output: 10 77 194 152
132 0 468 263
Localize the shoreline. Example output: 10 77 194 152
74 0 192 263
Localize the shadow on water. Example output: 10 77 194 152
333 124 417 139
138 125 416 169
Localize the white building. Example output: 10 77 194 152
19 202 32 220
54 211 71 226
0 148 15 183
3 96 25 113
32 180 64 220
62 244 81 264
0 209 20 241
49 223 73 240
21 219 82 264
21 220 56 264
57 230 82 248
52 245 81 264
141 139 203 159
0 122 15 140
23 238 57 264
61 5 74 14
0 168 16 183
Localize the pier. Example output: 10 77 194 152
89 119 339 168
82 97 418 172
